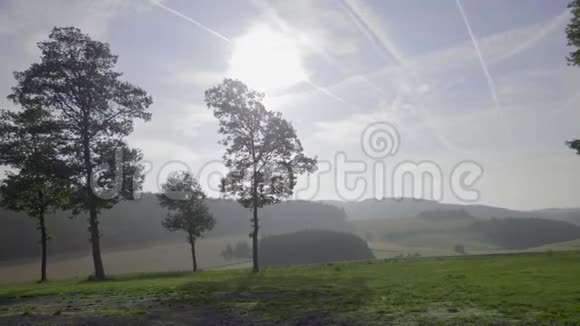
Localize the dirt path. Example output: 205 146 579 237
0 294 333 325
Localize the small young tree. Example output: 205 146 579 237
221 243 234 260
454 244 466 255
234 241 251 259
158 171 215 272
205 79 317 272
9 27 152 280
0 107 72 282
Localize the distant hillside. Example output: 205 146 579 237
4 195 580 263
469 218 580 249
354 215 487 252
324 198 580 224
416 209 474 220
0 194 351 262
529 238 580 252
531 208 580 225
355 213 580 252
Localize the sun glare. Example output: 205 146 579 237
228 25 309 92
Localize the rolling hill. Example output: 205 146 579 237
0 194 351 262
324 198 580 224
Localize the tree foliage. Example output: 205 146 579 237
158 171 215 271
566 1 580 154
221 240 251 260
453 244 466 255
205 79 316 208
259 230 374 267
0 195 353 262
0 108 71 212
0 107 72 281
470 217 580 249
8 26 152 280
205 79 317 272
566 139 580 155
566 0 580 66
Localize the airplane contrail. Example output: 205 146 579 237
149 0 354 108
456 0 500 105
341 0 408 67
492 10 569 64
456 0 514 151
253 0 388 100
342 0 407 66
340 0 471 154
305 81 349 105
150 0 231 43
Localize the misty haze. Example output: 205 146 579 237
1 0 580 325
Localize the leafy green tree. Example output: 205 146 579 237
158 171 215 272
9 27 152 280
234 240 251 258
221 243 234 260
566 1 580 154
453 244 466 255
566 0 580 66
0 107 72 282
221 241 251 261
566 139 580 154
205 79 317 272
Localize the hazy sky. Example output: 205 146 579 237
1 0 579 210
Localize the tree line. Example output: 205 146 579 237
0 195 351 262
0 27 316 281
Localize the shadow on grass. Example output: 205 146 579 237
175 270 374 322
103 270 196 282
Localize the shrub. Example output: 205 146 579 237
454 244 466 255
259 230 374 267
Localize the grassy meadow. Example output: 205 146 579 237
354 215 580 259
355 216 502 260
0 235 250 284
532 238 580 252
1 251 579 324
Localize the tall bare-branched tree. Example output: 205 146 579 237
9 27 152 280
205 79 317 272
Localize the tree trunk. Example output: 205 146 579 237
190 237 197 272
89 204 105 280
250 151 259 272
83 134 106 280
252 204 259 272
39 212 47 283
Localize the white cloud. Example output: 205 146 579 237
289 8 576 162
341 0 409 66
0 0 143 107
170 70 225 89
1 0 578 209
0 0 137 45
252 0 360 57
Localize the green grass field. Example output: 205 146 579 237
0 235 250 284
354 217 500 256
530 238 580 251
1 251 580 325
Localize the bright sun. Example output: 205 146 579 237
228 24 309 92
